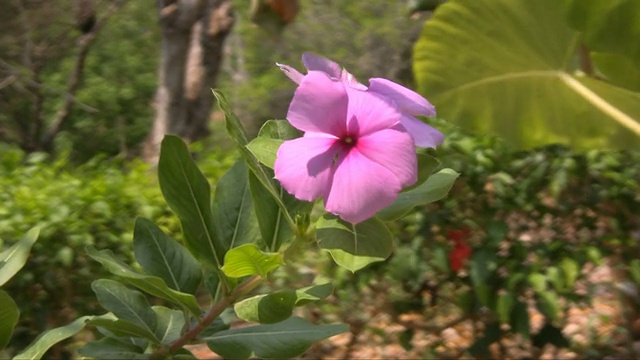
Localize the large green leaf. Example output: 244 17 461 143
87 247 202 317
212 161 260 252
13 316 94 360
413 0 640 150
564 0 640 63
246 119 301 169
91 279 158 339
377 168 459 221
158 135 222 267
0 227 39 286
88 316 159 341
0 290 18 349
220 243 283 278
316 215 393 272
205 316 348 359
133 217 202 294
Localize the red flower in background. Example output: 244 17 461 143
448 228 472 272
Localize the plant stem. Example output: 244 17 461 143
149 275 263 360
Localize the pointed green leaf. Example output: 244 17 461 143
212 161 260 252
158 135 222 267
213 91 294 229
317 215 393 272
414 0 640 150
133 217 202 294
295 283 333 306
496 292 514 324
560 257 579 289
91 279 158 339
257 119 301 140
0 227 39 286
510 300 530 340
13 316 95 360
0 290 19 348
249 172 312 252
246 138 283 169
153 306 185 344
205 316 348 359
221 244 283 278
77 336 147 360
377 168 459 221
247 120 301 169
234 290 297 324
88 315 159 341
87 247 202 317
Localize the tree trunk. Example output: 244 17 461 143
144 0 234 163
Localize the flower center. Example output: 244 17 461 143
341 136 356 146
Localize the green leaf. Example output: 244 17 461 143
77 336 147 360
377 169 459 221
496 292 514 324
212 161 260 252
87 247 202 317
536 292 561 322
560 257 579 289
249 172 312 252
213 91 294 229
133 217 202 294
295 283 333 306
564 0 640 64
158 135 222 267
316 215 393 272
469 249 497 306
91 279 158 340
246 120 301 169
13 316 94 360
592 52 640 92
528 273 547 293
246 138 283 169
0 227 39 286
88 316 159 341
546 266 564 292
221 243 283 278
413 0 640 150
257 119 301 140
153 306 185 344
0 290 19 349
205 316 348 359
510 300 530 340
234 290 297 324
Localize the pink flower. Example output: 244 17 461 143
274 71 418 223
277 53 444 148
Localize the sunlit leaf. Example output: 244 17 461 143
246 138 283 169
0 227 39 286
133 217 202 294
221 243 283 278
158 135 222 267
234 291 297 324
87 247 202 317
205 316 348 359
0 290 19 348
212 161 260 252
414 0 640 150
317 215 393 272
88 315 158 341
377 168 459 221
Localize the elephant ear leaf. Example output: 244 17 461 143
413 0 640 151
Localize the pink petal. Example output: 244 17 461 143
325 149 402 223
274 136 339 201
356 129 417 187
340 70 368 90
287 71 348 136
276 62 304 84
302 53 342 79
368 78 436 117
345 87 401 137
400 115 444 148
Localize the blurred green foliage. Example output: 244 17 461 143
0 143 236 355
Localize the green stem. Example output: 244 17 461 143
149 275 263 360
